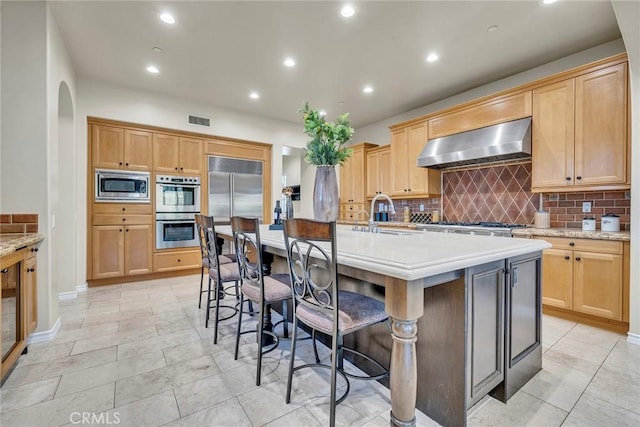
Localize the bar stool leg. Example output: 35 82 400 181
256 300 265 386
234 294 245 360
205 276 212 328
213 278 221 344
285 316 299 403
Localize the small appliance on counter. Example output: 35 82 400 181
582 217 596 231
534 194 550 229
601 213 620 232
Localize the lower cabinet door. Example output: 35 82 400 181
541 248 573 309
466 260 505 408
24 255 38 334
574 251 623 320
124 225 153 276
92 226 125 279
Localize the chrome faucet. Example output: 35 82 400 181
369 194 396 232
352 210 370 231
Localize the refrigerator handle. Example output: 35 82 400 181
229 175 234 217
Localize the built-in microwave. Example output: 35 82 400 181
95 169 150 202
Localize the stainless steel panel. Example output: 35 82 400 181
208 156 262 175
509 258 540 361
209 171 231 223
232 173 263 220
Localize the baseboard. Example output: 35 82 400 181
27 317 61 344
627 332 640 346
58 282 89 300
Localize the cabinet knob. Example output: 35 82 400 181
180 167 184 171
125 163 129 166
177 259 181 262
569 242 575 246
576 176 582 180
565 256 570 260
126 229 129 232
31 247 39 252
575 256 582 261
1 268 8 274
122 208 126 212
27 267 35 273
566 177 571 181
408 188 411 192
119 229 123 232
175 167 179 170
119 162 123 166
122 218 126 222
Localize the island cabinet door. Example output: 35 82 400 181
466 260 505 409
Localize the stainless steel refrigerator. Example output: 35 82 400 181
208 156 263 224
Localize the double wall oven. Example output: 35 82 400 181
155 174 201 250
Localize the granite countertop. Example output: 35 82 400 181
337 220 418 229
0 233 45 257
217 224 550 282
512 227 630 241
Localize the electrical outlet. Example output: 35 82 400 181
419 204 425 212
625 191 631 200
582 201 592 213
549 194 559 202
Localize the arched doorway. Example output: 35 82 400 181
52 82 76 297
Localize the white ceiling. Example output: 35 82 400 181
50 1 622 128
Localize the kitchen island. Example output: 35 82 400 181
216 225 550 426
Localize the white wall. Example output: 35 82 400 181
612 1 640 341
1 1 54 331
356 39 628 146
76 79 308 281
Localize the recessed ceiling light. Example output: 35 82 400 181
338 101 345 106
542 0 558 4
283 57 296 67
249 91 260 100
159 13 175 24
341 5 355 18
319 110 327 117
146 65 159 74
426 53 439 63
487 25 499 32
363 85 374 94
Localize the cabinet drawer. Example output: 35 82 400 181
154 250 201 272
537 236 622 254
93 203 152 215
92 214 153 225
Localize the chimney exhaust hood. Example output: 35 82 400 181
417 117 532 169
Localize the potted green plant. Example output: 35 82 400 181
299 102 355 221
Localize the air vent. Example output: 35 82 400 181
188 115 211 127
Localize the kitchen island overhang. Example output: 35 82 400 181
215 225 551 426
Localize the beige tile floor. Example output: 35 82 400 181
1 274 638 426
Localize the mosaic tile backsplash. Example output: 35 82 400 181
442 162 537 224
543 190 630 230
0 213 39 233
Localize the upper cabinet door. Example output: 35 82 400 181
92 125 124 169
153 133 180 172
350 146 366 204
178 137 203 175
339 155 354 203
532 79 575 188
408 123 428 194
366 150 381 198
123 130 152 171
574 63 627 186
390 128 409 196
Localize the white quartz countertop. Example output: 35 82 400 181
216 225 551 282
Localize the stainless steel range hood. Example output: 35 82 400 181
417 117 532 169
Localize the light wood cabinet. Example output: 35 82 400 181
390 122 440 198
92 125 152 171
428 91 532 139
535 236 624 322
154 250 201 272
24 252 37 334
366 146 391 198
339 143 375 217
532 63 628 191
92 223 152 280
153 134 203 174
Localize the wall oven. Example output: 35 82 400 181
95 169 150 202
156 174 201 213
156 213 199 250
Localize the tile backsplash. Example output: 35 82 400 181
543 191 630 230
442 162 537 224
0 213 39 233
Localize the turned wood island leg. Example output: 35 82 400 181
390 318 418 427
385 277 424 427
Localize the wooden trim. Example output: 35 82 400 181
531 183 630 194
389 53 628 130
623 241 630 323
87 117 272 149
543 305 629 334
87 268 201 287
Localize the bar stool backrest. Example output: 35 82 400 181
204 217 223 271
283 219 338 336
230 216 264 291
195 214 210 261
